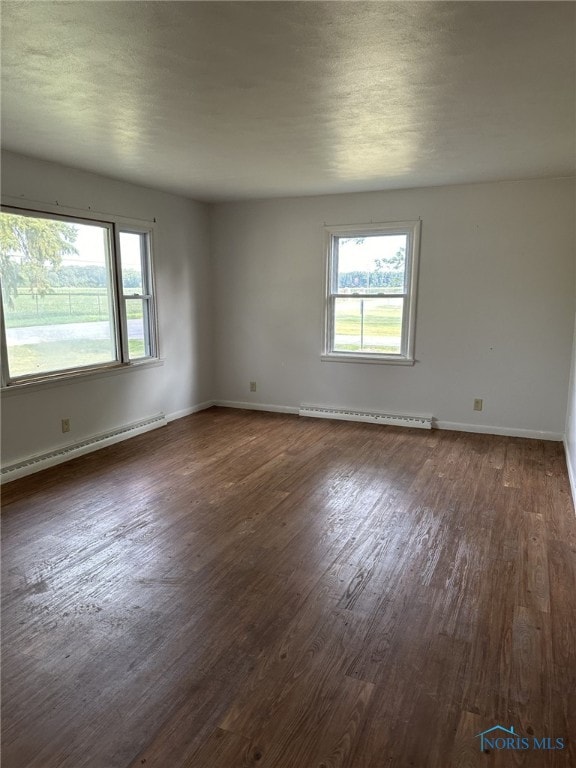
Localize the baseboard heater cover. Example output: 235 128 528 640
299 405 432 430
1 414 167 483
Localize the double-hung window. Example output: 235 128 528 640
0 205 158 386
323 220 421 364
117 230 156 361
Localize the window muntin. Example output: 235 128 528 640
324 221 420 363
0 206 157 385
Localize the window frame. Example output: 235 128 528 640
0 202 159 388
115 227 158 362
322 220 421 365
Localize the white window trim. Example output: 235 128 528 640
322 220 421 365
0 200 160 388
0 357 165 397
115 226 158 362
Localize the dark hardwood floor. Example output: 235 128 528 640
2 407 575 768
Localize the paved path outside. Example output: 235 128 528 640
6 320 143 345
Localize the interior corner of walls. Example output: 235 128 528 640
166 401 214 422
563 437 576 511
563 311 576 505
213 400 299 415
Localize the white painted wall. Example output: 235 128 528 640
564 176 576 500
211 178 575 438
565 316 576 493
2 155 574 470
1 152 213 465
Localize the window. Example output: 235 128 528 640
323 220 421 364
0 206 157 386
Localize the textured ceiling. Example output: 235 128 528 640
1 1 575 201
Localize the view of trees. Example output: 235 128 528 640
375 246 405 272
338 246 406 291
1 212 150 377
1 216 405 310
338 269 404 290
0 213 78 306
0 214 142 300
45 265 141 289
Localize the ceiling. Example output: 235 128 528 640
2 1 575 202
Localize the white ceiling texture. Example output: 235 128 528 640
1 1 575 202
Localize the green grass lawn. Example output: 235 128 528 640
334 299 402 334
7 338 146 378
4 288 147 377
4 289 143 328
334 299 402 352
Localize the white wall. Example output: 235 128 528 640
565 317 576 490
2 157 574 469
211 178 575 438
564 174 576 499
564 193 576 497
1 152 213 465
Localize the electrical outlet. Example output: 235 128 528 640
473 399 483 412
61 418 71 433
249 381 257 392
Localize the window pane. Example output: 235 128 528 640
119 232 144 293
336 234 407 295
333 297 404 354
124 298 147 359
1 211 117 378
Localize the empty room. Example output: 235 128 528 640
1 2 575 767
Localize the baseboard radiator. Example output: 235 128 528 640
299 405 433 430
1 414 167 483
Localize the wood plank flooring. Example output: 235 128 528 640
2 407 575 768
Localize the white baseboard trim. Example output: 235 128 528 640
212 402 563 440
435 420 563 441
166 401 214 422
213 400 299 415
300 404 432 429
1 414 167 484
563 438 576 509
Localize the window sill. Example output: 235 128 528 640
321 353 415 366
1 358 165 396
